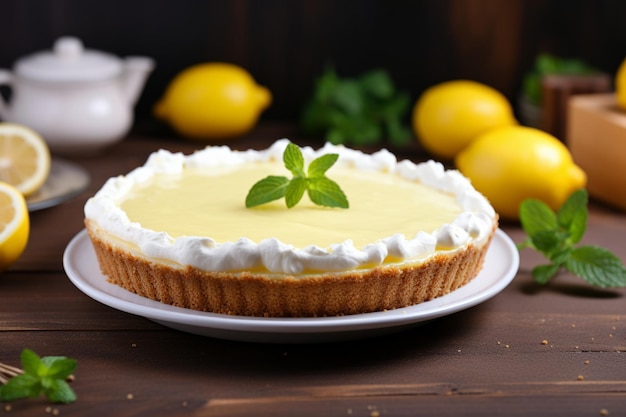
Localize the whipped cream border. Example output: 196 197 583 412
84 139 496 275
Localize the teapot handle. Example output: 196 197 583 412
0 69 12 120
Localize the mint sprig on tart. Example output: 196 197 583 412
246 142 349 209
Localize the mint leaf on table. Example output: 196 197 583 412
0 349 77 404
246 142 349 209
517 189 626 288
566 246 626 288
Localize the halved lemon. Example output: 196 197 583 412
0 181 29 271
0 123 51 196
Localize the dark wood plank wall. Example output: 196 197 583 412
2 0 626 128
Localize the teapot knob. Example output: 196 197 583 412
53 37 84 60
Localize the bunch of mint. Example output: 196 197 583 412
300 67 412 146
518 189 626 287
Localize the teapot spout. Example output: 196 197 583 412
120 57 155 107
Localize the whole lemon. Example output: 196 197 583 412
616 57 626 110
412 80 517 159
154 62 272 140
455 125 586 220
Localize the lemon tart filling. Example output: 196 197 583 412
85 140 496 275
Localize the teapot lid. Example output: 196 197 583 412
15 37 122 82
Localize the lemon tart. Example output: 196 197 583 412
84 139 498 317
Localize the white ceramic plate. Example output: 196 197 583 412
63 229 519 343
27 158 90 211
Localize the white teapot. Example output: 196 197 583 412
0 37 154 154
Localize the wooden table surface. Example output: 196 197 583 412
2 125 625 417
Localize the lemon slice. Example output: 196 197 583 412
0 181 29 271
0 123 51 196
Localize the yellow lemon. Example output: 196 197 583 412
154 62 272 140
616 57 626 110
455 125 586 220
0 123 51 197
0 181 29 272
412 80 517 160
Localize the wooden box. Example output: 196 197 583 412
568 94 626 211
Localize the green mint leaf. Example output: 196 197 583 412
532 263 561 285
44 357 77 381
308 153 339 178
326 127 348 145
519 198 557 238
529 230 572 266
548 247 573 266
350 118 382 145
565 245 626 288
283 143 305 177
537 53 561 74
381 92 410 116
528 229 564 255
332 80 363 115
314 68 340 102
557 189 588 244
245 176 290 208
40 356 66 367
308 177 349 208
384 114 412 146
285 177 307 208
358 69 394 99
45 379 77 404
0 373 40 401
20 349 42 376
327 115 381 145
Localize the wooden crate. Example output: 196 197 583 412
568 93 626 211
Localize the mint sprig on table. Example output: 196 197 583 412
517 189 626 287
0 349 77 404
246 142 349 209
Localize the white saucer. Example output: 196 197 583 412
63 229 519 343
27 158 90 211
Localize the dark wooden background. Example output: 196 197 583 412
3 0 626 134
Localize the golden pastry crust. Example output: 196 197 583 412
85 219 497 317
